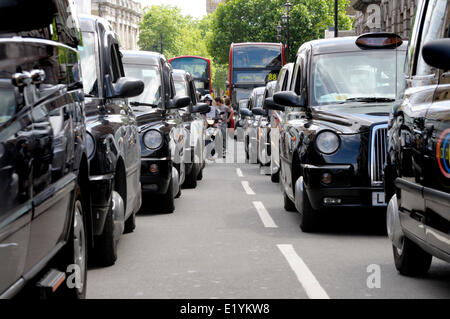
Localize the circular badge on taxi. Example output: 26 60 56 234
436 128 450 178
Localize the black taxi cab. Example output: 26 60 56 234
385 0 450 276
267 33 407 232
0 0 90 298
122 51 190 214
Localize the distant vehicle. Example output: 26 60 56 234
172 69 210 188
256 80 277 168
241 86 265 162
267 63 295 183
0 0 90 299
229 42 285 108
122 51 191 214
169 56 212 96
79 15 144 266
385 0 450 276
267 33 407 232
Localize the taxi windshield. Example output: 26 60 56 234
123 64 161 106
311 50 406 107
174 79 188 97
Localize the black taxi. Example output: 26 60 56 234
122 51 190 214
267 33 407 232
385 0 450 276
0 0 90 298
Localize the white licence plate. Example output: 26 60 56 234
372 192 386 206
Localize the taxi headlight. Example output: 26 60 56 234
143 130 163 150
315 131 340 155
86 132 95 158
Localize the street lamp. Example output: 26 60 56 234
282 0 292 62
276 22 282 42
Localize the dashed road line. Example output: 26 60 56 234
277 244 330 299
236 168 244 177
241 181 255 195
253 201 277 228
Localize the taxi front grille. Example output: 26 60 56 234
370 124 388 186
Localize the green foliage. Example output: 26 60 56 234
209 0 353 63
137 1 354 94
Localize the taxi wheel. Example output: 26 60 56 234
124 211 136 233
393 237 432 276
271 170 279 183
298 189 317 233
283 191 297 212
197 168 203 181
95 205 118 266
160 178 175 214
183 165 198 189
56 186 87 299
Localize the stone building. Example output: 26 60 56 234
91 0 142 50
206 0 224 14
353 0 418 39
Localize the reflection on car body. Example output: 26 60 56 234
122 50 191 214
267 33 407 232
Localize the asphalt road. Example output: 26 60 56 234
86 159 450 299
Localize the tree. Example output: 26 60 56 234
138 5 186 57
208 0 353 64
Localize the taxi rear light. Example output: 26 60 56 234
356 33 403 49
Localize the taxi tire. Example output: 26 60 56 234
160 177 175 214
57 186 87 299
183 164 198 189
283 191 297 212
298 190 317 233
393 237 432 276
271 170 279 183
124 211 136 233
96 207 118 267
197 168 203 181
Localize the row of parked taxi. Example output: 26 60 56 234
237 0 450 278
0 1 209 299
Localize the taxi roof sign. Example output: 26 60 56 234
356 33 403 49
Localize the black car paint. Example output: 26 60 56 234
122 51 187 197
0 1 89 298
385 0 450 263
173 69 207 180
79 16 142 242
276 37 407 211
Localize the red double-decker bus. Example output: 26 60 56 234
169 56 212 96
229 43 285 108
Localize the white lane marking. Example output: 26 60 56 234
253 201 277 228
277 244 330 299
236 168 244 177
241 181 255 195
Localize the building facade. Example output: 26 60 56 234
91 0 142 50
206 0 224 14
353 0 418 39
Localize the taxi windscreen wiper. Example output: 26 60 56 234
130 101 158 108
345 97 396 103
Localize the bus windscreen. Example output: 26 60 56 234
233 46 282 68
170 58 209 81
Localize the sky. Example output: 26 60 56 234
137 0 207 18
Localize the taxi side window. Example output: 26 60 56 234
294 54 306 95
275 68 285 92
415 0 450 76
110 43 124 83
282 69 290 91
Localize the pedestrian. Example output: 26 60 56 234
203 94 217 123
224 98 234 129
215 97 230 157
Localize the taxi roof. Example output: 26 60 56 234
122 50 163 67
303 36 408 56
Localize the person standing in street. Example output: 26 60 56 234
215 97 230 157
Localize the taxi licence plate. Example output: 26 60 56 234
372 192 386 206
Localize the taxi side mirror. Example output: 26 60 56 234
273 91 306 109
422 39 450 71
264 97 285 111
